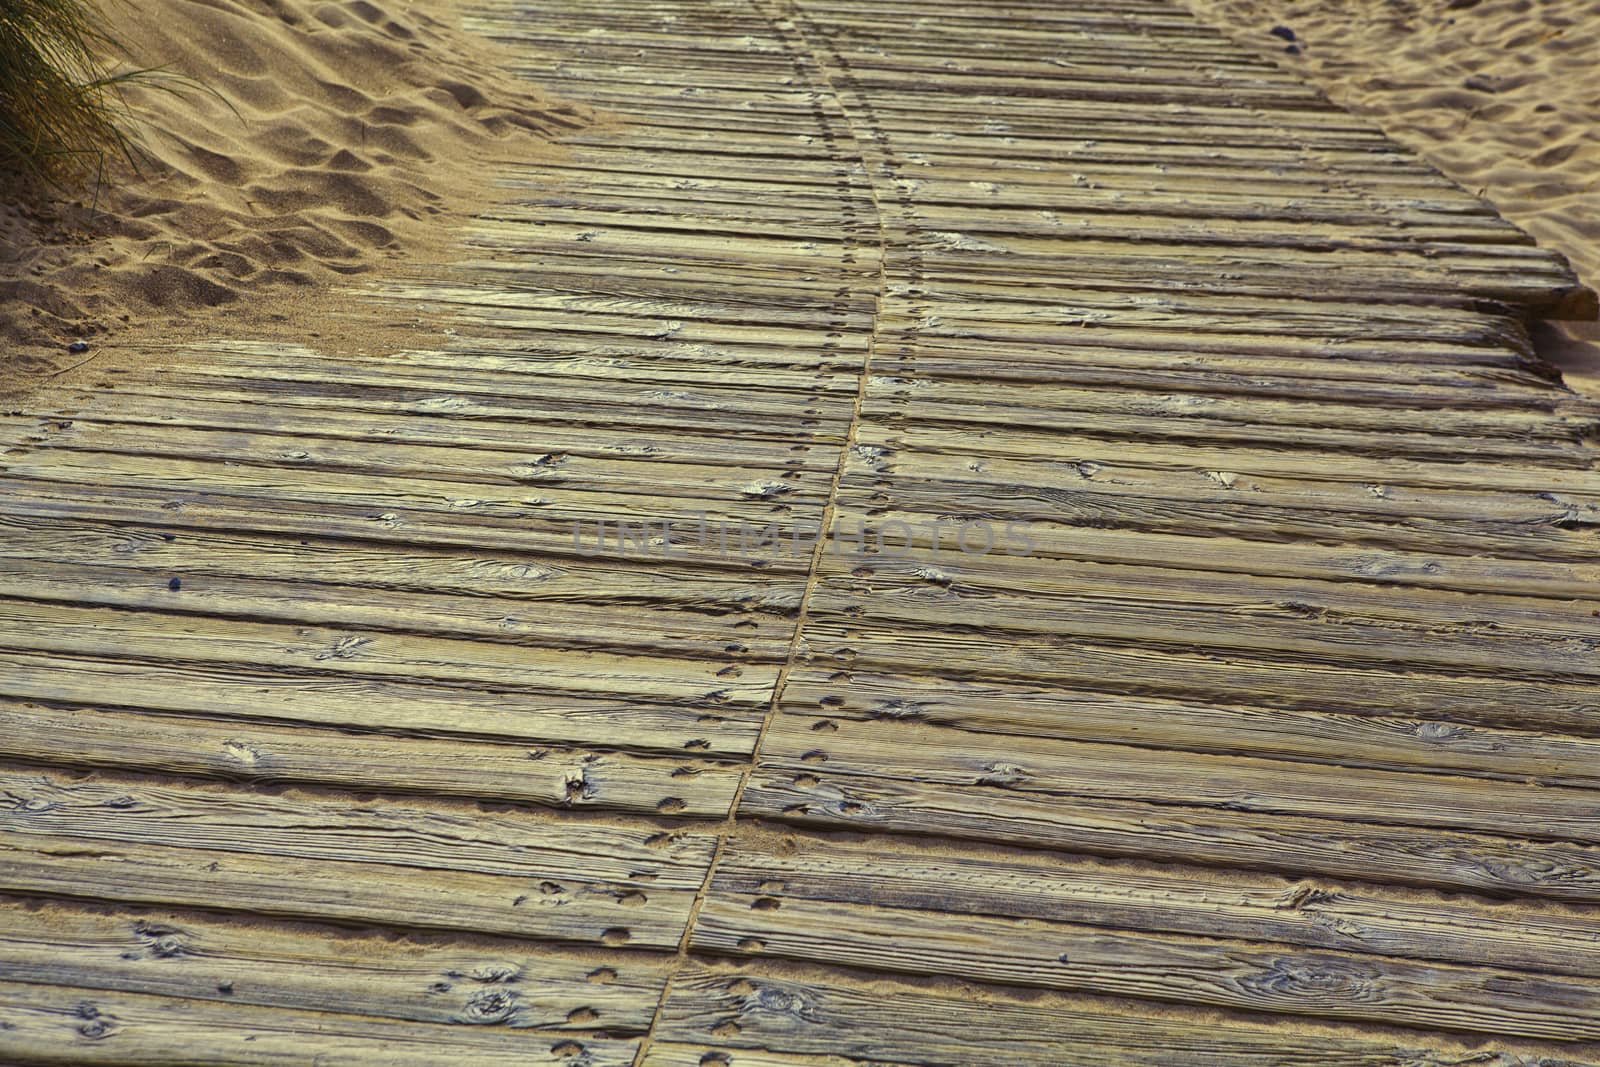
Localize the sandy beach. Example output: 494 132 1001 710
1 0 589 393
1181 0 1600 390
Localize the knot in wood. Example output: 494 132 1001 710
1248 956 1376 1002
73 1002 118 1041
749 984 820 1022
977 762 1029 787
458 987 520 1025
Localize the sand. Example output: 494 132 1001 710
1180 0 1600 392
0 0 590 394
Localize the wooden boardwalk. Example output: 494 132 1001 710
3 0 1600 1063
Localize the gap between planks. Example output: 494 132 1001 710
632 1 888 1060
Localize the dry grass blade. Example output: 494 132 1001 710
0 0 171 192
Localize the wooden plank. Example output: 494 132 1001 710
501 148 1493 205
568 69 1329 112
804 557 1600 681
95 339 869 401
73 374 853 443
8 394 844 472
0 700 741 817
836 486 1600 565
846 506 1600 599
797 614 1600 735
0 769 711 947
0 770 715 887
521 85 1389 137
651 961 1595 1067
855 403 1588 468
0 652 762 756
0 513 806 617
902 201 1523 248
0 450 827 533
709 833 1600 977
400 261 879 319
842 452 1600 550
752 712 1600 842
492 21 1301 69
891 252 1582 316
895 238 1581 288
860 388 1592 460
780 668 1600 788
861 373 1585 440
874 285 1546 349
0 477 818 574
0 979 639 1066
484 175 1510 242
0 828 691 948
743 724 1600 903
817 530 1600 633
865 422 1600 495
0 898 667 1033
18 421 837 505
0 599 774 709
0 557 792 664
887 354 1565 407
694 894 1600 1041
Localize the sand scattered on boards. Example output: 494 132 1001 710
1 0 593 394
1180 0 1600 392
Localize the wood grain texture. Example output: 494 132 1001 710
694 834 1600 1041
6 0 1600 1062
650 962 1600 1067
0 979 640 1066
0 700 742 816
0 898 667 1032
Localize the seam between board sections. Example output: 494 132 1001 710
629 3 891 1063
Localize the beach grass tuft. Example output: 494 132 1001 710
0 0 161 193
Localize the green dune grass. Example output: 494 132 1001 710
0 0 143 190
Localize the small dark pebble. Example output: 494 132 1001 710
1269 25 1296 41
67 340 90 354
167 577 182 592
217 982 234 995
1284 44 1301 55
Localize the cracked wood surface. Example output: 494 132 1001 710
2 0 1599 1063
